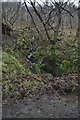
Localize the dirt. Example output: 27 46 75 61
0 84 2 120
2 93 78 118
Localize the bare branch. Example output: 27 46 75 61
30 0 51 40
24 1 43 39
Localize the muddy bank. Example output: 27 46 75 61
2 93 78 118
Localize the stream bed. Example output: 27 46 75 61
2 93 79 118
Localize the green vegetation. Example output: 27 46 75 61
2 28 78 99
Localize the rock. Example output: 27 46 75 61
63 88 72 93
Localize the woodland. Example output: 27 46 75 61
2 0 80 118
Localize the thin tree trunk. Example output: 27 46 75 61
53 9 61 43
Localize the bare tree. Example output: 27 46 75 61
22 0 75 75
2 2 21 29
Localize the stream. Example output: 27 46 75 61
2 93 79 118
